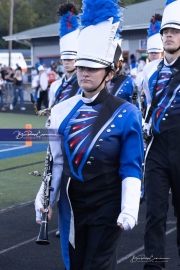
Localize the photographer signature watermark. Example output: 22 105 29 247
130 254 170 263
13 130 57 140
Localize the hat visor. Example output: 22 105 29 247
147 48 163 53
61 55 77 60
160 23 180 34
74 59 108 69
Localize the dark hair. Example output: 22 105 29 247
57 1 79 16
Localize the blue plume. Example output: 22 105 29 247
147 21 161 37
165 0 176 5
147 14 162 38
80 0 123 28
115 26 122 39
59 12 79 38
35 63 41 68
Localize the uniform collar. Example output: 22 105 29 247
81 88 109 106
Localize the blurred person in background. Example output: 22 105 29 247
31 66 38 81
137 13 164 117
56 60 65 78
5 67 14 106
10 70 26 110
0 73 6 111
121 62 130 76
31 65 48 110
15 63 22 73
107 40 135 103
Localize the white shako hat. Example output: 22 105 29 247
74 0 123 70
58 2 80 60
147 14 163 53
160 0 180 34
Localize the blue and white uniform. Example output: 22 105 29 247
143 56 180 270
47 88 143 270
108 75 134 102
48 73 81 107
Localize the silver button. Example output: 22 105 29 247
107 129 111 132
118 114 122 118
111 124 115 128
99 139 103 143
122 110 126 113
162 118 166 120
90 157 94 160
165 114 168 117
174 100 177 103
87 161 91 165
171 105 174 107
96 145 100 149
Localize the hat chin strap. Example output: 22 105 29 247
87 66 112 93
164 46 180 55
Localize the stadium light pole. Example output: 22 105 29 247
8 0 14 67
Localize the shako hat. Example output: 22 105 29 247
58 2 80 59
160 0 180 34
147 14 163 53
74 0 123 70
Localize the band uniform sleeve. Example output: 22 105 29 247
118 108 143 229
48 106 63 206
48 79 62 108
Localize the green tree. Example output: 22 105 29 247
0 0 11 48
0 0 149 49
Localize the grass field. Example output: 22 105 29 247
0 113 48 210
0 113 47 128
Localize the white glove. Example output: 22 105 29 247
119 177 141 230
35 209 42 222
117 213 136 230
34 182 44 222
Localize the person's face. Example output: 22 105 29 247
162 28 180 54
148 52 163 62
62 59 76 72
77 66 113 95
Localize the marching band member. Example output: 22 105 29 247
35 0 143 269
107 38 135 103
137 13 164 116
48 2 81 108
143 1 180 269
31 65 49 110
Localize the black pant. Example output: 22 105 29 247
37 90 48 110
144 127 180 269
69 223 121 270
68 173 122 270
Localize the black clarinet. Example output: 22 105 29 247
36 145 53 245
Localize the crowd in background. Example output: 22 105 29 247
0 56 146 113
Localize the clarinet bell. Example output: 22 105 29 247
35 213 50 245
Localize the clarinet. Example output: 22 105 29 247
30 92 53 244
36 145 53 245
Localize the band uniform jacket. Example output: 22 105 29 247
48 88 143 270
143 57 180 157
48 73 81 107
108 74 134 102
